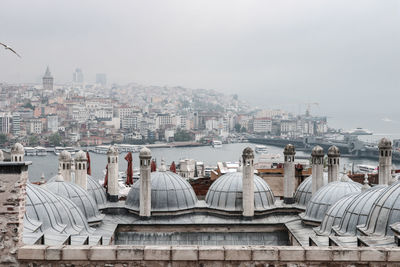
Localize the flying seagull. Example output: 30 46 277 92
0 42 21 58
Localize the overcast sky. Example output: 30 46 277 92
1 1 399 133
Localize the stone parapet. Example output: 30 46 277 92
17 245 400 266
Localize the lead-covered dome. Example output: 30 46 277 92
300 177 361 224
126 171 198 212
358 181 400 236
205 172 275 212
294 173 328 208
378 137 392 149
311 145 324 157
44 179 104 224
59 150 72 161
75 150 87 161
328 145 340 157
334 185 386 236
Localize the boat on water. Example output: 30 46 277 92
357 164 378 173
255 145 268 154
92 145 110 154
116 144 143 153
25 147 36 156
54 146 76 156
345 127 373 135
35 146 47 156
211 140 222 148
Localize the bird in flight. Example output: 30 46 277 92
0 42 21 58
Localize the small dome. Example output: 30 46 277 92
205 172 275 212
314 194 358 236
44 180 104 224
26 183 93 235
358 181 400 236
59 150 72 161
242 147 254 159
107 145 118 155
126 171 198 212
294 173 328 208
327 146 340 157
75 150 87 161
311 145 324 157
284 144 296 155
301 180 361 224
11 143 24 154
334 185 386 236
139 146 151 158
378 137 392 149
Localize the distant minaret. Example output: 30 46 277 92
311 145 324 194
107 146 119 202
11 143 24 162
283 144 296 204
242 147 255 218
139 147 152 218
59 150 72 182
378 137 392 185
74 150 88 190
42 66 54 91
327 145 340 183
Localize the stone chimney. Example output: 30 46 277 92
327 145 340 183
107 145 119 202
242 147 255 218
74 150 88 190
11 143 24 162
311 145 324 194
378 137 392 185
283 144 296 204
58 150 73 182
139 147 152 218
0 149 4 161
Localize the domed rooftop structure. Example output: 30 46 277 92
294 173 328 208
44 179 104 224
333 185 386 236
300 177 361 224
75 150 87 161
358 181 400 236
107 145 118 155
11 143 24 154
205 172 275 212
328 145 340 157
59 150 72 161
314 194 358 236
311 145 324 157
284 144 295 155
126 171 198 212
139 146 151 157
378 137 392 149
26 183 94 235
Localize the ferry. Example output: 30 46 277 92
54 146 76 156
92 145 111 154
35 146 47 156
255 145 268 154
116 144 142 153
25 147 36 156
211 140 222 148
357 164 378 173
345 128 373 136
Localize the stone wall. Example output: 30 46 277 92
0 163 29 267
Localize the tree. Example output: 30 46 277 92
28 135 39 146
174 129 193 142
23 101 34 110
0 134 7 146
234 123 241 133
49 133 62 146
240 126 247 133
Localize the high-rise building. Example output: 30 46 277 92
42 66 54 91
47 115 59 133
0 112 11 134
12 112 21 136
73 68 84 83
96 73 107 86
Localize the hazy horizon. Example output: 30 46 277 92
1 0 399 133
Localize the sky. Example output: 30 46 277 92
1 0 399 133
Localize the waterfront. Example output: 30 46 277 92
26 143 391 183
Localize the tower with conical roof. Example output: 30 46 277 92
43 66 54 91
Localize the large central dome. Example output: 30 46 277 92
125 171 198 212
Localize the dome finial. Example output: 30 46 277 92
160 159 167 172
56 169 64 182
362 174 371 191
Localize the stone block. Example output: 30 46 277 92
305 247 332 261
332 247 360 261
360 248 386 262
144 246 171 261
252 246 278 261
279 246 305 262
45 245 64 260
62 245 90 260
199 246 224 260
89 245 116 261
172 246 198 261
17 245 47 260
224 246 251 261
117 245 144 260
387 248 400 262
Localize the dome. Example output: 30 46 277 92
334 185 386 236
75 150 87 161
11 143 24 154
44 180 104 224
294 173 328 208
107 145 118 155
378 137 392 149
284 144 295 155
26 183 93 235
311 145 324 157
301 180 361 224
59 150 72 161
139 146 151 158
327 145 340 157
314 194 358 236
242 147 254 159
205 172 275 212
358 181 400 236
126 171 198 212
